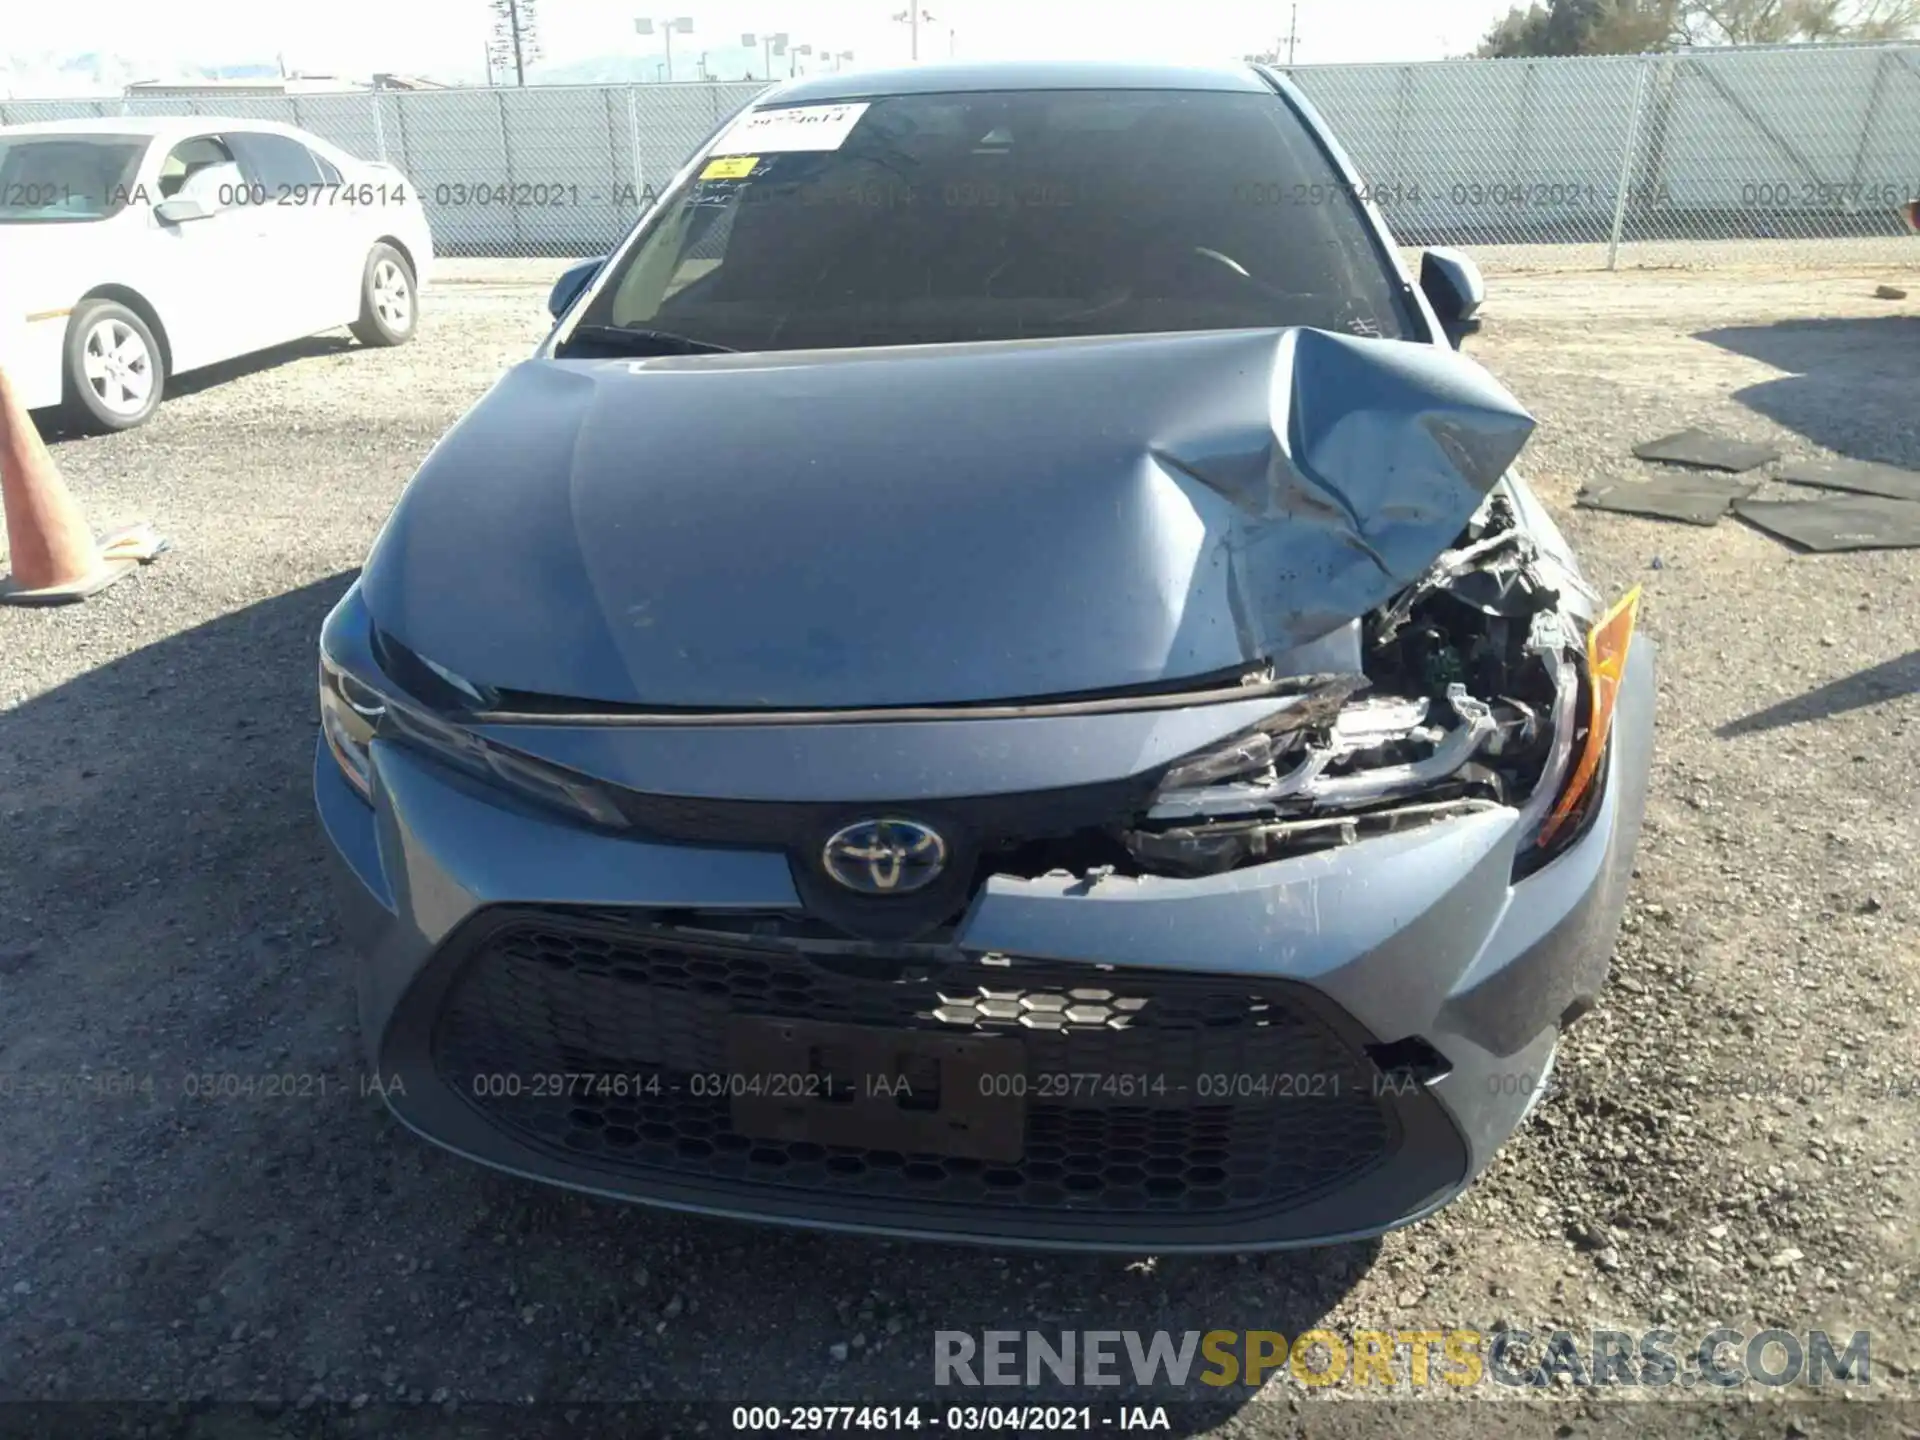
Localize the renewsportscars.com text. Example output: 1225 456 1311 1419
934 1328 1872 1390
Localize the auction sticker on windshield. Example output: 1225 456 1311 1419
700 155 760 180
711 102 870 154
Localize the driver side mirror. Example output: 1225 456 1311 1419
549 257 605 319
1420 248 1485 349
154 196 212 225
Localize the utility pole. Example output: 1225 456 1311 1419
743 33 790 80
892 7 933 61
635 17 693 84
490 0 539 86
1286 2 1299 65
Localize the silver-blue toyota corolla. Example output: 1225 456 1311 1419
315 61 1654 1252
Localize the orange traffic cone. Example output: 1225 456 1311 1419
0 360 168 606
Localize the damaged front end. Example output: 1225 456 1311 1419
1121 492 1606 881
348 318 1641 902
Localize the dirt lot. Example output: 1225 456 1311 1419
1 259 1917 1437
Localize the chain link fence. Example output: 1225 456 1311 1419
4 44 1916 270
1285 41 1920 271
1 81 768 257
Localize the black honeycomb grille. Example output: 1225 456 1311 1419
430 911 1400 1218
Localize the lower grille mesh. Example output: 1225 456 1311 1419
429 913 1400 1218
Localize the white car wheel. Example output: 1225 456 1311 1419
352 244 418 347
62 300 166 433
82 318 156 418
372 258 413 331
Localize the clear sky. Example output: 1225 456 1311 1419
6 0 1515 83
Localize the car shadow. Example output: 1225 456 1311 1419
28 334 360 443
1717 648 1920 738
1696 315 1920 463
0 573 1375 1414
167 333 360 399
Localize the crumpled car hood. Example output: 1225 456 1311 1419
360 327 1534 709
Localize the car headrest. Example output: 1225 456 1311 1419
178 161 243 205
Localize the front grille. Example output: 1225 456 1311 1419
601 778 1150 850
429 911 1400 1220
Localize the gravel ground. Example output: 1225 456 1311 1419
1 258 1917 1437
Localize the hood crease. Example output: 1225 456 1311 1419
360 327 1535 710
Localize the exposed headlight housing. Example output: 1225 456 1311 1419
1122 582 1639 881
1124 601 1592 878
1125 686 1519 878
318 650 628 830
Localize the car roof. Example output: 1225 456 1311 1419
0 115 321 142
762 60 1278 106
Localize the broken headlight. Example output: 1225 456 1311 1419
1515 585 1642 871
318 651 628 830
1119 486 1644 880
1124 608 1584 878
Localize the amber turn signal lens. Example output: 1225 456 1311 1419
1537 585 1642 848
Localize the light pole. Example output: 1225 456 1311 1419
741 32 790 81
635 16 694 82
891 6 936 60
831 49 854 71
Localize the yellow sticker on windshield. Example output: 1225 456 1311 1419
701 155 759 180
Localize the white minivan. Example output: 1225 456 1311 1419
0 116 435 431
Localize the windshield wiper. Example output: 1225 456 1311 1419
559 324 737 357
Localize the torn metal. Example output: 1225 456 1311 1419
1124 797 1508 876
354 315 1578 882
1116 492 1584 878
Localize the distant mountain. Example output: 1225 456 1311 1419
1 51 284 99
533 43 819 86
2 45 823 102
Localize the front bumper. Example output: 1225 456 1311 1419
316 642 1655 1254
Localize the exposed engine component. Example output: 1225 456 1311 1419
1124 797 1506 876
1120 493 1584 877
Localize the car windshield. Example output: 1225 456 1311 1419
0 136 149 223
565 87 1419 354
